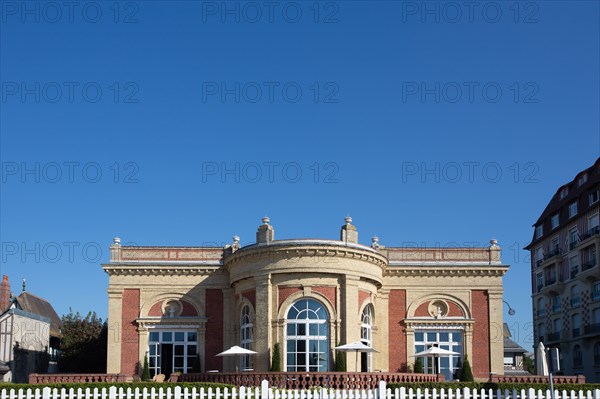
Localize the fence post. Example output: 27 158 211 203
378 381 386 399
262 380 269 399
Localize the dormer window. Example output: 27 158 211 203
560 187 569 200
551 214 559 229
578 174 588 186
569 201 578 218
536 224 543 239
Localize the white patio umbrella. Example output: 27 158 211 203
216 345 257 372
412 346 460 375
335 341 379 372
536 341 549 376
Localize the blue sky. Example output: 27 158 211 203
1 1 599 351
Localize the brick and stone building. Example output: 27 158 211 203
525 158 600 382
103 217 509 381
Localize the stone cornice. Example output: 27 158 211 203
102 264 220 276
384 265 509 277
225 242 388 269
404 318 475 329
136 316 207 330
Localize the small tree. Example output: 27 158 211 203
522 355 535 374
270 343 281 371
141 353 151 380
460 355 474 381
335 344 346 371
191 354 201 373
413 357 424 373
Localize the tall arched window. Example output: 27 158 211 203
240 305 253 371
286 298 329 371
573 344 582 368
594 342 600 365
360 305 374 372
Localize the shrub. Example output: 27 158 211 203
270 343 281 371
141 354 151 380
335 344 346 372
413 357 424 373
460 355 473 382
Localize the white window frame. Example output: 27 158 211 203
536 225 543 239
551 214 559 230
240 305 253 371
589 190 599 205
569 201 578 218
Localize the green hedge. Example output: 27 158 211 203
388 382 600 392
0 382 235 392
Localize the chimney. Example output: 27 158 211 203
256 216 274 244
340 216 358 244
0 275 11 312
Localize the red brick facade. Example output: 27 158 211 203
471 290 490 378
241 289 256 308
181 301 198 316
278 286 303 308
121 289 140 376
358 290 370 309
205 289 224 371
312 286 336 309
388 290 407 372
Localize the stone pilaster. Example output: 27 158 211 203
342 275 360 370
254 274 272 370
376 290 390 371
107 288 122 373
488 290 504 375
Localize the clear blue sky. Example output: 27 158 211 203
1 1 599 351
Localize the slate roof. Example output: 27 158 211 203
503 323 527 354
12 292 61 338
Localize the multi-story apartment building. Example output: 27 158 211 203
525 158 600 382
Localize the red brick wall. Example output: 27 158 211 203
471 290 490 378
121 289 140 376
358 290 370 309
414 301 430 317
242 289 256 308
148 301 162 317
312 286 336 309
447 301 464 317
388 290 407 372
278 286 302 308
181 300 198 316
205 289 224 371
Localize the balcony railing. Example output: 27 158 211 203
584 323 600 335
582 259 597 271
546 331 561 342
545 277 557 286
580 226 600 242
572 327 581 338
569 242 578 251
544 247 561 260
570 267 579 279
552 301 562 313
571 296 581 308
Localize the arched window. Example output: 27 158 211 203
594 342 600 365
360 305 374 372
240 305 253 371
286 298 329 371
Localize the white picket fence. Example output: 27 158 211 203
1 381 599 399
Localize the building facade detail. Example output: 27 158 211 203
526 158 600 382
103 218 508 381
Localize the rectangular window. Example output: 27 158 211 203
536 273 543 291
560 187 569 200
414 330 463 381
552 296 561 313
593 283 600 301
570 256 579 278
569 229 579 250
148 330 198 377
590 190 599 205
589 214 599 235
536 225 543 239
551 214 559 229
578 174 588 186
569 202 578 218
